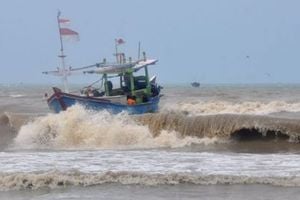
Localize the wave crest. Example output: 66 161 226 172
1 170 299 191
13 105 300 150
138 113 300 142
14 105 215 149
162 100 300 115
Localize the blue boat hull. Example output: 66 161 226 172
47 89 160 114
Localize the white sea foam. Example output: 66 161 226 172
162 100 300 116
14 105 218 150
9 94 26 98
1 171 300 191
0 150 300 190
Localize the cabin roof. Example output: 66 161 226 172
83 59 158 75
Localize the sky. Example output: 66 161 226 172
0 0 300 85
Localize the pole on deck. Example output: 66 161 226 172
138 41 141 60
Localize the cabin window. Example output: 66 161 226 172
134 76 147 90
105 76 125 96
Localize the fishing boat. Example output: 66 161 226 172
43 12 162 114
191 82 200 87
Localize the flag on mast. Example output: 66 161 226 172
60 28 78 35
56 11 79 92
58 16 79 41
58 18 70 24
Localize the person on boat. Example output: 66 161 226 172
92 89 103 97
123 73 129 83
127 95 136 105
87 87 94 97
151 83 161 97
106 81 113 95
123 73 131 92
107 81 113 91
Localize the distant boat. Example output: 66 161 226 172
191 82 200 88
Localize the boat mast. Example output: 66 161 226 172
57 11 69 92
115 40 119 64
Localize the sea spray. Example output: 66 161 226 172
14 105 216 149
11 103 300 150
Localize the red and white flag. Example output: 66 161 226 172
60 27 79 41
58 18 70 24
115 38 125 45
58 16 79 41
60 28 79 36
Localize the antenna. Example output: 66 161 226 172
138 41 141 60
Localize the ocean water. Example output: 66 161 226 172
1 83 300 199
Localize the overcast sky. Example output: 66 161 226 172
0 0 300 85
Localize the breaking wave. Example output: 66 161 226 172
14 105 216 150
0 112 45 149
0 170 299 191
0 113 10 126
9 104 300 150
138 112 300 142
0 112 30 130
162 100 300 115
0 113 20 149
